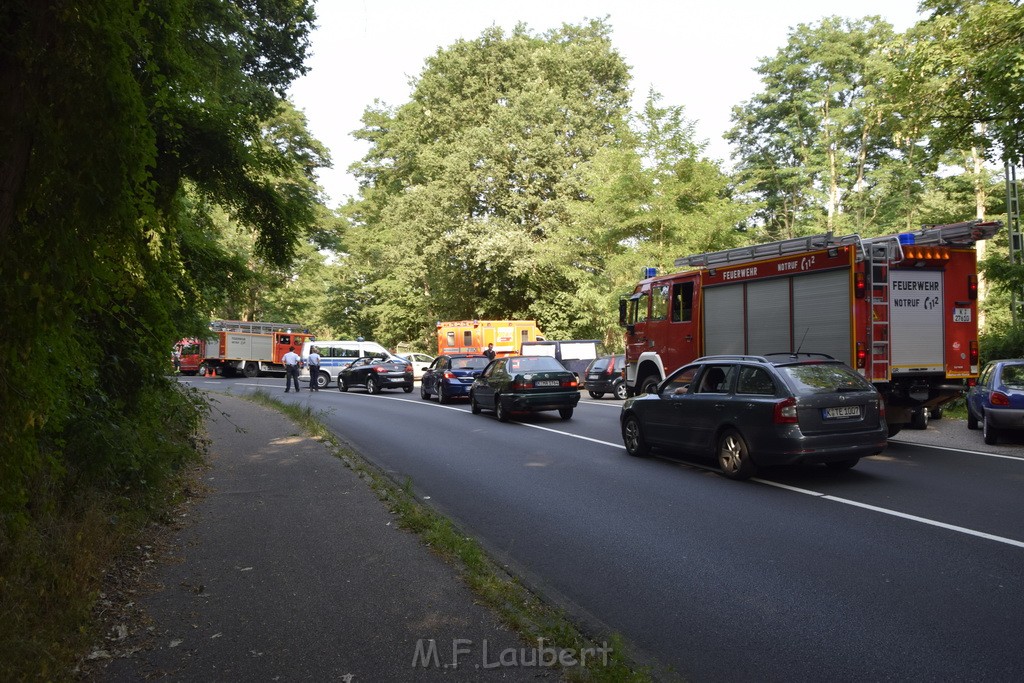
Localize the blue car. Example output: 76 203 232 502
420 354 490 404
967 359 1024 444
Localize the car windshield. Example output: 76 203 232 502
453 357 489 370
779 363 873 394
507 357 565 373
1002 364 1024 388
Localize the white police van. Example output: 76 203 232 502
300 339 394 389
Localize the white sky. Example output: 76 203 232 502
288 0 925 207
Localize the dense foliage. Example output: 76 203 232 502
0 0 319 674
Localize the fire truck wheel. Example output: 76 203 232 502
983 413 999 445
366 377 381 394
639 375 660 395
420 382 431 400
198 364 208 376
910 408 929 430
243 362 258 378
718 429 756 480
621 415 650 457
495 396 510 422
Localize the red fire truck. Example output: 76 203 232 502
619 220 1001 435
190 320 313 378
173 338 204 375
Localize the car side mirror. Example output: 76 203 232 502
472 371 482 378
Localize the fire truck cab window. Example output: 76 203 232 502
671 282 694 323
651 285 670 321
447 331 456 347
628 292 649 325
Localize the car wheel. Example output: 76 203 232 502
825 458 860 471
967 408 979 430
886 423 902 438
495 395 510 422
420 382 430 400
588 390 603 399
613 381 628 401
931 407 943 420
910 408 929 430
338 377 348 392
403 384 413 393
558 407 573 420
983 412 999 445
639 375 660 395
316 372 329 390
470 393 481 414
438 386 450 404
622 415 650 457
718 429 756 480
366 377 380 394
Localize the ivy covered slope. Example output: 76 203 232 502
0 1 321 664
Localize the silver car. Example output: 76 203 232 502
620 354 888 480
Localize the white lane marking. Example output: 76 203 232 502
755 479 1024 549
197 384 1024 549
889 439 1024 462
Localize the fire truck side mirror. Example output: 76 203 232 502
619 299 628 327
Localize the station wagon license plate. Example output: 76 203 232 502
535 380 559 387
823 406 861 420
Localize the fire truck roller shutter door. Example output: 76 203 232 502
703 286 745 355
791 270 852 365
745 279 791 355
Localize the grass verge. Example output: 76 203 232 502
248 390 656 682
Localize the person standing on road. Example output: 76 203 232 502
172 349 181 373
306 346 321 391
484 343 496 361
283 346 301 392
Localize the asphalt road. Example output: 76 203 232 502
184 374 1024 681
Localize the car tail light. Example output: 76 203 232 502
512 376 533 390
561 377 579 388
856 342 866 369
442 371 456 379
878 398 885 417
991 391 1010 407
374 365 390 373
969 341 979 365
773 397 799 424
405 364 413 372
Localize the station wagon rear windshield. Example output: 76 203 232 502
453 357 490 370
779 363 873 394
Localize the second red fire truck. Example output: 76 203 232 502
620 220 1000 435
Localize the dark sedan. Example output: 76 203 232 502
337 356 413 394
620 353 887 480
420 354 490 404
584 354 626 400
470 355 580 421
967 358 1024 444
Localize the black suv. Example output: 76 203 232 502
620 353 888 480
584 355 627 400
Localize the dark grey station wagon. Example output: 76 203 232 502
619 354 888 479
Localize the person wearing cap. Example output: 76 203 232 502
306 346 321 392
283 345 301 392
